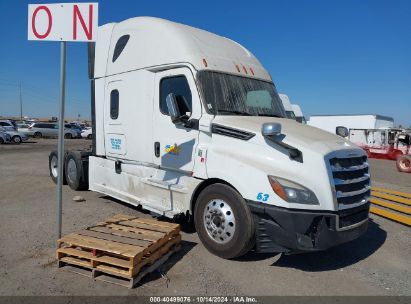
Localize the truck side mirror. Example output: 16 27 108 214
166 93 186 125
262 123 282 138
261 122 303 162
336 126 349 138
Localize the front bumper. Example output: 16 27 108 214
248 201 369 254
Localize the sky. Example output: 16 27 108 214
0 0 410 126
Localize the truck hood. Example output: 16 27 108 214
212 116 360 155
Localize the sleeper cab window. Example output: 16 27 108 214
160 76 192 116
112 35 130 62
110 89 119 119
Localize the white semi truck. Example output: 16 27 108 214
278 94 296 120
291 104 306 124
49 17 370 259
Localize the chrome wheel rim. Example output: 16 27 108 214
400 159 410 170
203 199 236 244
13 136 21 143
67 158 77 184
51 155 58 178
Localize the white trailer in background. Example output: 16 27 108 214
291 104 306 124
278 94 296 120
308 114 394 135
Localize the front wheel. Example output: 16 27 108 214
194 183 255 259
12 136 22 144
64 133 72 139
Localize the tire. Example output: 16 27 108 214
12 136 22 144
64 151 88 190
64 133 72 139
0 138 4 144
34 132 42 138
194 183 255 259
396 155 411 173
48 151 67 185
87 134 92 140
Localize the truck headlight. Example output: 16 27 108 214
268 176 319 205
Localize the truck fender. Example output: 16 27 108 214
190 174 248 214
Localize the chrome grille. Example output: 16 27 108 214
329 155 370 206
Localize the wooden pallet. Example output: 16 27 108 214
56 214 181 287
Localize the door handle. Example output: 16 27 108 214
154 142 160 157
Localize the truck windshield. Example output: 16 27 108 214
197 71 286 117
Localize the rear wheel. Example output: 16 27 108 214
48 151 67 185
34 132 42 138
0 137 4 144
64 151 88 190
12 136 22 144
396 155 411 173
194 183 255 259
87 134 92 139
64 133 72 139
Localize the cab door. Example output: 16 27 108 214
152 67 201 172
148 67 201 213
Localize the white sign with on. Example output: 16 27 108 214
28 3 98 42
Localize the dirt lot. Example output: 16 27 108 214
0 138 410 296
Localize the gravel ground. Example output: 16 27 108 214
0 138 410 296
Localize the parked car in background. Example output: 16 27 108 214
0 120 17 131
28 122 80 139
0 127 28 144
16 123 34 137
81 127 92 139
64 124 82 138
0 128 11 144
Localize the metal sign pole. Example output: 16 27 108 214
56 41 67 241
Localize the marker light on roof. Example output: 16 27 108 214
202 58 208 67
235 64 241 72
242 66 248 74
250 67 254 75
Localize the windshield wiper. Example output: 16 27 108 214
217 110 253 116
